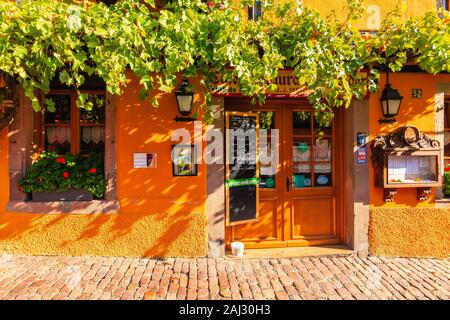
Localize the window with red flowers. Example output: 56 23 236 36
36 91 106 157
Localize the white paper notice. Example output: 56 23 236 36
406 157 419 175
388 156 406 181
133 153 147 168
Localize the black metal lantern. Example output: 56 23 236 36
174 77 195 122
379 71 403 124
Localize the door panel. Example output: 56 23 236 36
291 197 335 238
233 199 281 241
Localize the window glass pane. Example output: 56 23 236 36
387 155 438 184
80 94 105 124
80 94 106 155
81 127 105 155
444 131 450 158
45 127 71 154
44 94 71 154
445 102 450 158
248 1 263 20
45 94 71 124
444 102 450 129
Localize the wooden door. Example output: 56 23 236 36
284 106 343 246
225 100 344 249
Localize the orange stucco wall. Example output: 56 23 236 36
369 72 450 207
0 74 208 258
368 72 450 258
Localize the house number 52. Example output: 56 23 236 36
412 88 423 99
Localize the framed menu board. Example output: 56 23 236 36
225 112 259 226
372 126 442 202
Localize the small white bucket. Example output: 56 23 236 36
231 242 245 257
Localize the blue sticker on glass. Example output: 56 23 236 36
317 175 329 185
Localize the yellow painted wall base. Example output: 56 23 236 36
369 208 450 259
0 210 207 258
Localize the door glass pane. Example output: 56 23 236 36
259 111 276 189
314 163 332 187
44 94 71 154
292 111 333 189
293 140 311 162
294 164 312 188
293 111 311 135
314 137 332 161
293 110 312 188
314 117 332 137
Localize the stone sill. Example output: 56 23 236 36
6 200 120 214
435 198 450 208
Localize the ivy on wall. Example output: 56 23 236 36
0 0 448 124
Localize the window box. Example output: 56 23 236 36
32 188 93 202
19 152 106 201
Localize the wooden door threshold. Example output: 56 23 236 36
225 244 354 259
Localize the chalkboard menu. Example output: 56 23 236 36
226 112 259 225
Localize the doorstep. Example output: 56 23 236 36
225 244 354 260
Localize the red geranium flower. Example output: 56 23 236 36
207 1 215 8
63 171 69 179
89 168 97 174
445 166 450 173
56 157 66 164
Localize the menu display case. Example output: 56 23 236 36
372 126 442 202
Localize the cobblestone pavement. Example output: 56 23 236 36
0 254 448 300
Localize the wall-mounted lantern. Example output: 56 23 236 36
379 71 403 124
174 77 196 122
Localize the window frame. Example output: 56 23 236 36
35 89 106 156
248 1 264 21
444 96 450 164
7 86 119 213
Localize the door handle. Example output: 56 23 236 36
286 177 291 192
